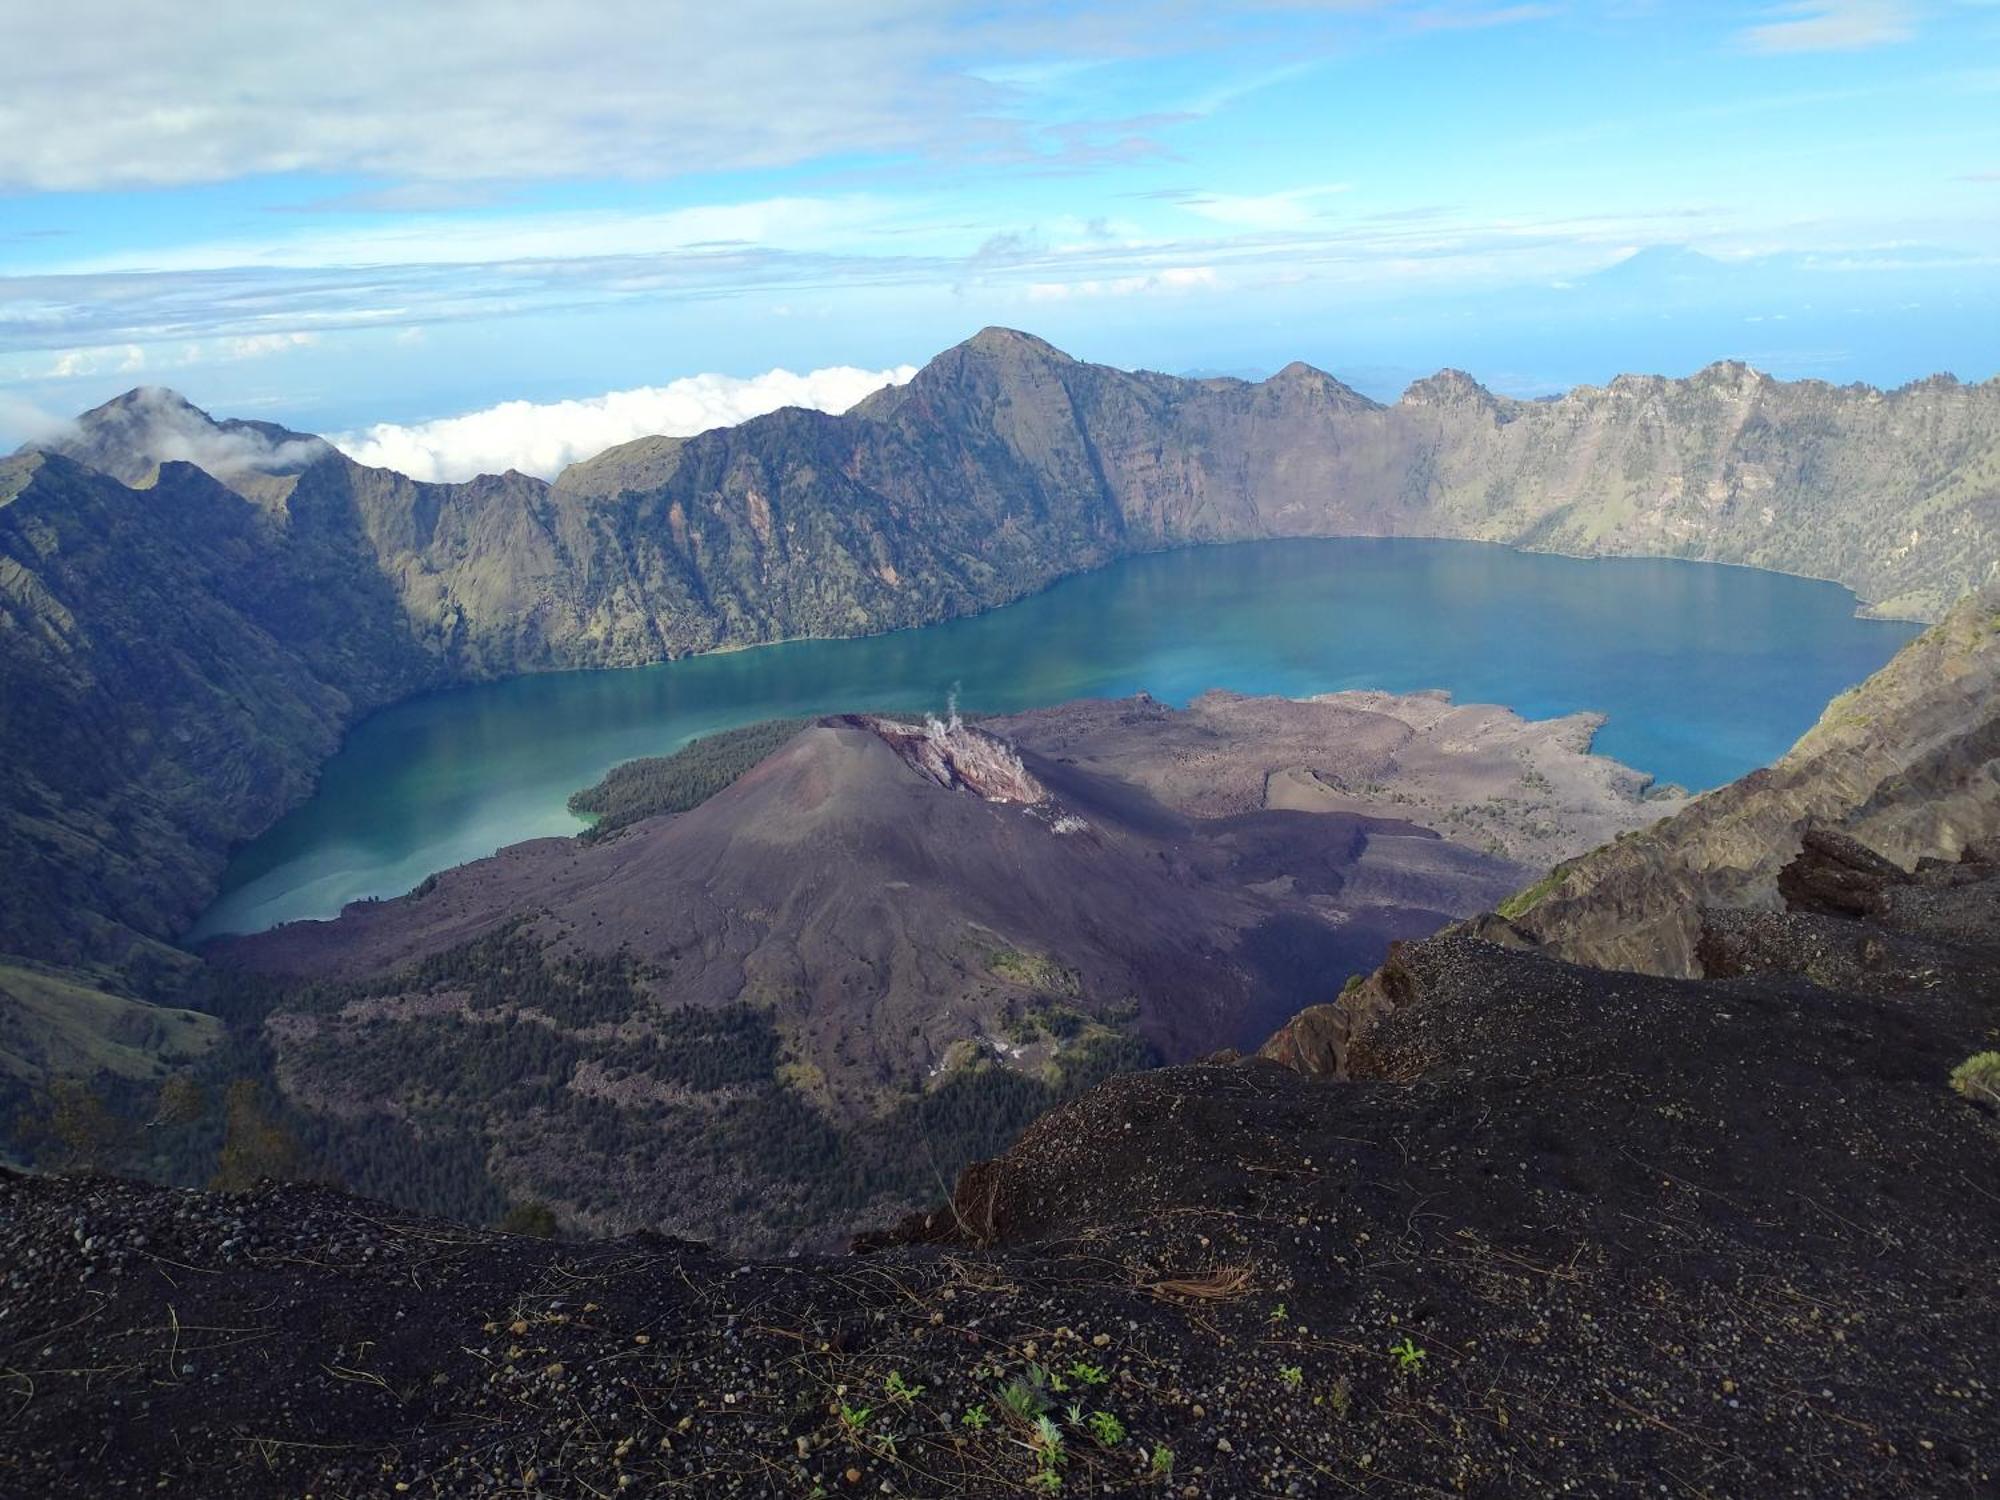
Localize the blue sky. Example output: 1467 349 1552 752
2 0 1997 452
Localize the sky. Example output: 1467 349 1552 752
2 0 1997 476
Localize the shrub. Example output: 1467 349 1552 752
500 1201 560 1237
211 1079 308 1191
1950 1051 2000 1107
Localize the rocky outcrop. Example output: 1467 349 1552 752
1490 582 2000 976
1774 826 1920 919
855 712 1048 804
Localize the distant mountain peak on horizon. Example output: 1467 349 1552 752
84 384 207 417
960 325 1073 359
1596 244 1731 279
1399 368 1500 408
35 383 330 491
1260 360 1379 412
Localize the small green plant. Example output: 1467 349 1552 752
838 1402 873 1439
1389 1337 1428 1374
1150 1443 1175 1477
1027 1413 1066 1491
1951 1051 2000 1106
1327 1375 1352 1418
1267 1302 1288 1327
884 1370 924 1404
961 1404 990 1431
996 1383 1037 1422
996 1367 1053 1423
1279 1364 1304 1391
1065 1360 1108 1387
1064 1402 1084 1428
1085 1410 1126 1447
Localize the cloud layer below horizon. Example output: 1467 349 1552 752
330 364 918 482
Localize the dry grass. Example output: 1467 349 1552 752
1141 1265 1253 1302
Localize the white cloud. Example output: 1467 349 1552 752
48 345 147 379
1739 1 1915 52
41 197 883 278
0 1 982 191
1026 266 1221 300
1410 3 1559 28
1172 184 1353 232
221 332 319 359
0 391 65 442
0 1 1520 194
39 333 318 380
330 364 919 482
0 201 1759 367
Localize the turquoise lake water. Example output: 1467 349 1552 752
189 538 1919 939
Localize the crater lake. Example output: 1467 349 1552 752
188 539 1920 939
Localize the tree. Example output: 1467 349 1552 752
210 1079 307 1191
14 1078 132 1173
151 1072 208 1129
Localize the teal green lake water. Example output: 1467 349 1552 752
190 539 1920 940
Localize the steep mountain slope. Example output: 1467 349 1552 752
223 715 1376 1062
567 330 2000 640
0 449 432 967
6 335 1996 980
33 385 331 497
1386 363 2000 622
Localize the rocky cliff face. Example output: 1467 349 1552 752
6 334 1997 973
